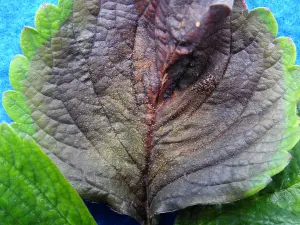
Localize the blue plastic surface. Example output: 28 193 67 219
0 0 299 224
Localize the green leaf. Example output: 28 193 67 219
3 0 300 224
9 55 29 92
261 141 300 194
175 183 300 225
0 124 97 225
2 91 32 124
174 142 300 225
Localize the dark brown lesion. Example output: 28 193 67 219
146 1 232 105
131 1 233 222
156 48 212 104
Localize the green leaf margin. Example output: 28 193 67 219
3 0 73 138
245 8 300 197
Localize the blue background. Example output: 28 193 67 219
0 0 299 224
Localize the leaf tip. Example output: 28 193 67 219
246 174 272 198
